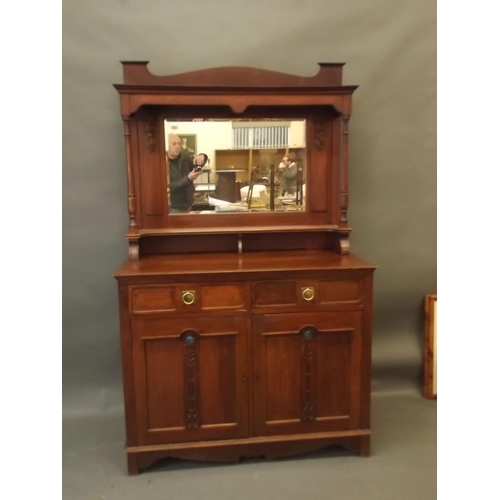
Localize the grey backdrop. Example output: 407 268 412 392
62 0 436 416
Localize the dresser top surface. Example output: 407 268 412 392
114 250 376 279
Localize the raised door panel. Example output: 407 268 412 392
253 311 362 436
131 315 248 445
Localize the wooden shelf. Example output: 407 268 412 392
136 224 343 237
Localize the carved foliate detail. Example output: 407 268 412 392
314 122 326 151
144 120 157 153
183 333 200 428
340 115 350 227
301 328 316 422
340 192 349 226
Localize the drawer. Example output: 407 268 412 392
130 282 248 314
252 278 362 309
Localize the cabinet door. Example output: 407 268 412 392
253 312 362 436
131 315 248 445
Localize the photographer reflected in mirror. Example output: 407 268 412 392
167 133 208 213
279 153 297 196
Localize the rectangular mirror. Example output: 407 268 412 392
164 119 307 215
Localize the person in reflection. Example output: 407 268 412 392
279 153 298 195
167 133 207 213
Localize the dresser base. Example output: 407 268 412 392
125 429 371 475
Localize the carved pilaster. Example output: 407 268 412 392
183 332 200 429
300 327 316 422
123 117 138 238
314 121 326 151
144 119 157 152
340 115 350 227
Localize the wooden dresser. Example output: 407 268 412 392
113 62 375 474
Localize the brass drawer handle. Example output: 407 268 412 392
182 290 196 305
301 287 315 301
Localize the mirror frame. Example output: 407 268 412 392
114 62 357 259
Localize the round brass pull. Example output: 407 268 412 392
301 287 315 301
182 290 196 305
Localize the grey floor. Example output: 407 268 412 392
62 391 436 500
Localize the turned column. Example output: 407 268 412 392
122 116 139 260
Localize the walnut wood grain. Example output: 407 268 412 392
114 62 357 250
424 294 437 399
125 430 371 473
119 62 349 88
114 250 376 279
113 62 375 475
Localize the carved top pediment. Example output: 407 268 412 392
117 61 353 90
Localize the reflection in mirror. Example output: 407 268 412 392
164 119 306 215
